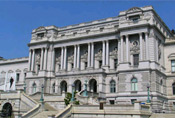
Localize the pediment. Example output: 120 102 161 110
127 7 142 14
36 26 46 32
168 53 175 58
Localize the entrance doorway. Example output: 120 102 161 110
0 102 13 117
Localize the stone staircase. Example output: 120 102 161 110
31 99 60 118
33 111 59 118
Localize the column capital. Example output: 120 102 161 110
120 35 124 39
126 34 129 38
144 32 149 35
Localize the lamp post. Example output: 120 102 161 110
71 83 75 102
83 80 88 97
147 83 151 103
40 84 44 102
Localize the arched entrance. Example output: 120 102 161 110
89 79 97 93
60 81 67 94
74 80 81 92
0 102 12 117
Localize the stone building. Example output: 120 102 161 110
0 6 175 117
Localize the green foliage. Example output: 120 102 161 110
74 100 79 105
64 92 72 106
64 92 80 106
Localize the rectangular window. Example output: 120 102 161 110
171 60 175 72
16 73 20 82
37 33 44 38
133 54 139 66
131 83 138 91
109 100 115 105
173 102 175 109
131 99 137 104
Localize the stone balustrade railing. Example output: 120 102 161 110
21 92 41 118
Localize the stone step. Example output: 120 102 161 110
33 111 59 118
150 113 175 118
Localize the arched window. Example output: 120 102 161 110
110 80 116 93
131 78 138 91
172 83 175 95
52 83 55 93
32 83 37 94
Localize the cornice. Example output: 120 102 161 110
0 57 28 65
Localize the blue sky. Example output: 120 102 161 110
0 1 174 59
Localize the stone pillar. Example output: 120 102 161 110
139 33 143 61
40 48 44 70
102 41 106 66
106 40 109 66
77 45 80 69
88 43 91 68
91 42 94 68
28 49 32 71
155 38 158 62
61 47 64 70
44 48 48 70
64 47 67 70
31 49 35 71
74 45 77 69
52 48 55 71
118 40 121 63
145 32 149 60
121 36 124 62
126 35 129 62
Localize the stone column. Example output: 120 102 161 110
61 47 64 70
40 48 44 70
77 45 80 69
145 32 149 60
31 49 35 71
106 40 109 66
121 36 124 62
88 43 91 68
52 48 55 71
139 33 143 61
74 45 77 69
64 47 67 70
102 41 106 66
28 49 32 71
44 48 48 70
91 42 94 68
126 35 129 62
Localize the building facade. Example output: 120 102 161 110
1 6 175 114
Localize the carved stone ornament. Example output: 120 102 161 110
36 26 46 32
130 40 140 54
110 48 118 59
126 7 142 14
95 49 102 61
68 55 74 63
56 56 61 63
36 54 41 64
81 52 88 62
